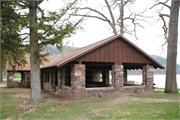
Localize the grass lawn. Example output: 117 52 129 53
155 87 180 91
3 73 21 79
129 93 180 99
0 88 179 120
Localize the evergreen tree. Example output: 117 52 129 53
1 1 27 82
12 0 82 105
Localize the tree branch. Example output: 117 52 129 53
74 14 108 22
159 14 170 18
19 1 29 8
104 0 117 35
75 7 111 23
37 0 44 6
42 0 77 36
150 0 171 10
159 14 168 40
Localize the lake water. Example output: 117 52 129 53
128 74 180 88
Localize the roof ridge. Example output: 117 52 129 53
56 35 119 66
40 34 164 69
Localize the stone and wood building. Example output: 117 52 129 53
6 35 164 99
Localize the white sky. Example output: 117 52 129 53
40 0 180 64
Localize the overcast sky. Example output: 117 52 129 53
40 0 180 64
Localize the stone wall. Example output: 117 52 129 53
49 64 154 99
84 87 115 98
59 86 115 99
145 65 154 92
7 72 14 88
93 71 101 82
127 81 134 84
112 65 124 90
142 65 154 93
71 64 86 99
124 68 127 84
44 82 51 91
59 86 72 98
142 66 146 85
24 72 30 87
49 69 52 91
58 64 120 99
105 70 109 85
120 86 146 94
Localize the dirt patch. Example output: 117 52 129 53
104 92 180 106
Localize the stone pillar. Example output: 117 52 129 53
71 64 85 99
102 70 106 84
124 68 127 84
49 69 52 91
145 65 154 89
43 70 45 89
45 70 48 82
51 68 56 91
93 71 101 82
62 68 66 86
24 72 30 88
21 72 25 85
112 65 124 91
7 71 14 88
142 66 146 85
105 70 109 86
57 68 60 89
111 70 114 87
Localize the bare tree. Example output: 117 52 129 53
74 0 146 38
151 0 179 93
150 0 171 40
165 0 179 93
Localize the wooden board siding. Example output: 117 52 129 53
76 38 152 65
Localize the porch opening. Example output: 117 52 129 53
124 69 143 86
65 66 71 87
84 62 114 88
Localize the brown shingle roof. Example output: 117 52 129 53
6 55 59 71
41 35 165 69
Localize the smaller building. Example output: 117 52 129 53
6 55 58 88
7 35 164 99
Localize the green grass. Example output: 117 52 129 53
154 91 163 93
129 93 180 98
0 88 26 120
0 88 179 120
3 73 21 79
90 102 179 119
156 87 180 91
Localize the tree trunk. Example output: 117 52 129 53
164 0 179 93
0 70 3 82
104 0 117 35
27 1 44 105
119 0 124 35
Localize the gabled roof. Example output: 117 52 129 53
6 55 59 71
41 35 165 69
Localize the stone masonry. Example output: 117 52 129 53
145 65 154 90
93 71 101 82
105 70 109 85
124 68 127 84
49 69 52 91
112 65 124 91
57 68 60 89
71 64 86 99
142 66 146 85
7 72 14 88
24 72 30 87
